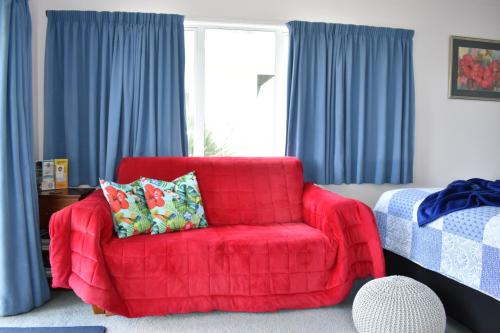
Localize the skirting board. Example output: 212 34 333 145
384 250 499 333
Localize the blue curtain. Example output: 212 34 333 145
286 21 415 184
0 0 50 316
44 11 187 186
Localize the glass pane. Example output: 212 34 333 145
204 29 283 156
184 30 196 156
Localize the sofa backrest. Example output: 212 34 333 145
117 157 304 226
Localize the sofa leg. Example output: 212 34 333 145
105 311 115 316
91 304 115 316
92 304 105 314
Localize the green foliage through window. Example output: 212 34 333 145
188 128 232 156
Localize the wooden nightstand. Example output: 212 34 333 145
38 187 95 281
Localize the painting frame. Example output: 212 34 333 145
448 35 500 101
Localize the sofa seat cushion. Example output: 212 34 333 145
102 223 337 299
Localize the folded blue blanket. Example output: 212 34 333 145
417 178 500 226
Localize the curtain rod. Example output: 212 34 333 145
43 10 287 28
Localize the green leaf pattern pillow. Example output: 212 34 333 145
99 179 152 238
140 172 208 234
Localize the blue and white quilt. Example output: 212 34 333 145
374 188 500 301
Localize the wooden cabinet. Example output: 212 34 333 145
38 188 95 281
39 188 95 228
39 188 95 229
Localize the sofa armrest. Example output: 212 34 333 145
49 190 113 288
302 183 385 280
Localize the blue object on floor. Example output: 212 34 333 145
417 178 500 226
0 327 105 333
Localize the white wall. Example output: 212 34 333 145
29 0 500 206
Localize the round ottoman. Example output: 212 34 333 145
352 276 446 333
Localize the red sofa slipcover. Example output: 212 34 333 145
49 157 384 317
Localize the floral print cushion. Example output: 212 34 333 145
99 179 152 238
140 172 208 234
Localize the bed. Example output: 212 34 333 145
374 188 500 333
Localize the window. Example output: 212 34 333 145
184 23 288 156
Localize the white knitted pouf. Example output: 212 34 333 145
352 276 446 333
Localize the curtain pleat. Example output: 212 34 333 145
286 21 415 184
44 11 187 186
0 0 50 316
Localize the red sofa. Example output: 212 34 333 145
49 157 385 318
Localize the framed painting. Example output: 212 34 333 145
449 35 500 101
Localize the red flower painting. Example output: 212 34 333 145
457 49 500 92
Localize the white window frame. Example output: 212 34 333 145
184 21 289 157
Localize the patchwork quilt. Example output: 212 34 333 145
374 188 500 301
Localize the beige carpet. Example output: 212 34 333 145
0 280 471 333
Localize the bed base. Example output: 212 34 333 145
384 250 499 333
